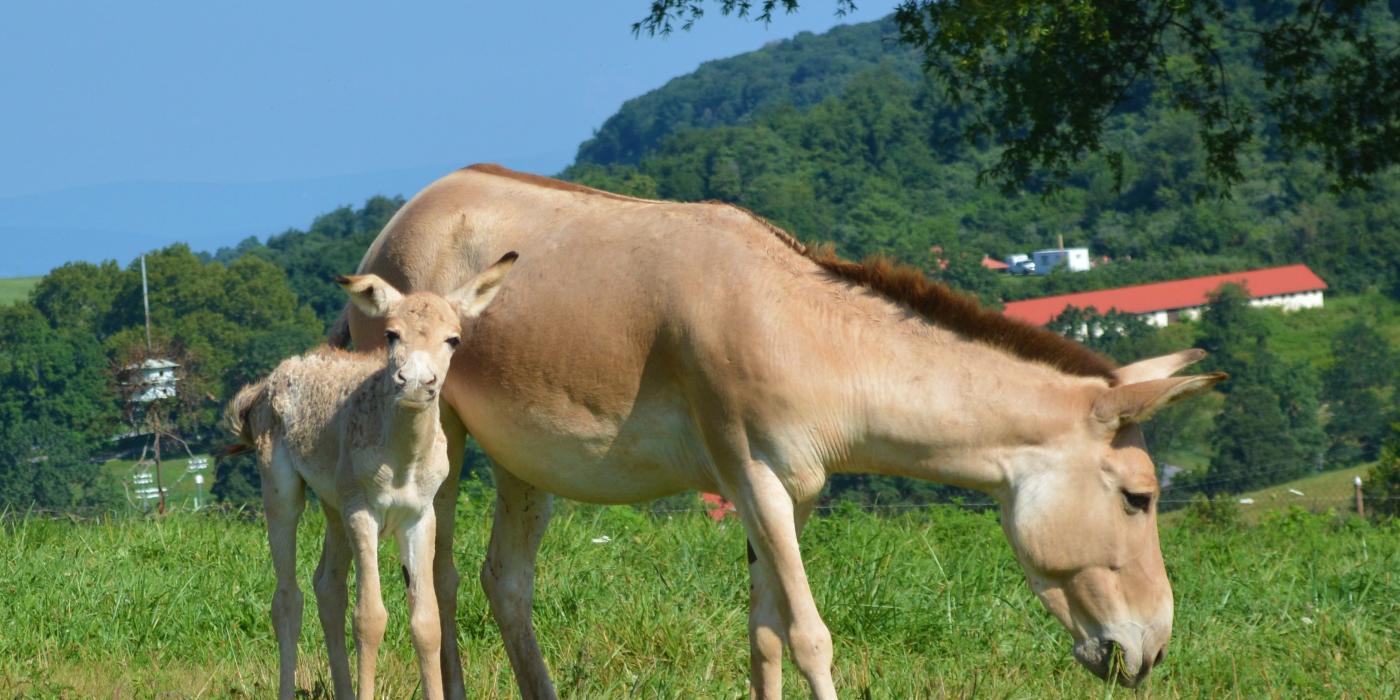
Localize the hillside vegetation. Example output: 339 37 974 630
2 504 1395 697
570 10 1400 303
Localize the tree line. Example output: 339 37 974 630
4 198 1395 512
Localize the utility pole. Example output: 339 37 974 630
141 255 153 351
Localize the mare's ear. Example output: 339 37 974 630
1113 348 1207 385
448 252 518 319
1092 373 1227 432
335 274 404 318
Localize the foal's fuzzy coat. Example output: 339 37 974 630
227 255 515 700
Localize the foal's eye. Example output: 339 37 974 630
1122 490 1153 513
446 336 461 349
385 330 400 344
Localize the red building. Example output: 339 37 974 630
1002 264 1327 327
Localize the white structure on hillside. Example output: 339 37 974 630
123 359 179 403
1030 247 1091 275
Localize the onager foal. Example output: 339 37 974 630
226 254 516 700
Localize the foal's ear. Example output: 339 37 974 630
448 252 519 319
1092 373 1227 432
335 274 404 318
1113 348 1207 385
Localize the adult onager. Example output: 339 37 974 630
342 164 1224 698
227 256 515 700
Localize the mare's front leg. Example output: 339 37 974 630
344 507 387 700
434 405 467 700
748 500 816 700
261 457 307 700
398 510 444 700
721 460 835 700
481 463 556 700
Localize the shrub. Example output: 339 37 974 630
1363 424 1400 520
1182 493 1240 529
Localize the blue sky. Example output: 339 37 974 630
0 0 900 276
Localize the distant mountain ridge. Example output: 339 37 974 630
575 17 918 166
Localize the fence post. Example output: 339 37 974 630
1354 476 1365 518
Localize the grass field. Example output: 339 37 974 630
0 276 40 305
1232 464 1373 522
101 453 215 511
2 498 1396 698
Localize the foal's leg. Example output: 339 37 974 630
397 511 444 700
262 456 306 700
726 464 835 700
748 500 816 700
345 507 387 700
481 463 556 700
434 405 467 700
313 503 354 700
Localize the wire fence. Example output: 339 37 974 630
5 491 1395 525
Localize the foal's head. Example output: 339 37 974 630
1000 349 1224 687
336 252 518 409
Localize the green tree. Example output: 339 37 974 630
29 260 125 335
1364 424 1400 519
216 196 404 328
1196 283 1267 382
636 1 1400 192
1046 306 1158 363
1199 344 1324 494
1322 319 1396 465
0 418 120 511
1203 382 1300 495
0 303 119 450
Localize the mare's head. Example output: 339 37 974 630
1000 349 1224 687
336 252 517 409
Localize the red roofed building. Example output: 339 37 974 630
981 255 1009 271
1003 264 1328 327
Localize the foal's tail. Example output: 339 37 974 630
224 379 270 451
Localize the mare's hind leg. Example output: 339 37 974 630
481 463 556 700
313 503 353 700
434 405 467 700
748 500 816 700
261 452 307 700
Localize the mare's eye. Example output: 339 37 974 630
385 330 400 343
1122 490 1153 513
446 336 461 349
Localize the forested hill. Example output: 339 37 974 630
575 18 919 166
565 10 1400 303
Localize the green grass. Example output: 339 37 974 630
2 499 1396 698
0 276 39 305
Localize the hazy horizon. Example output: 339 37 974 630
0 0 901 277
